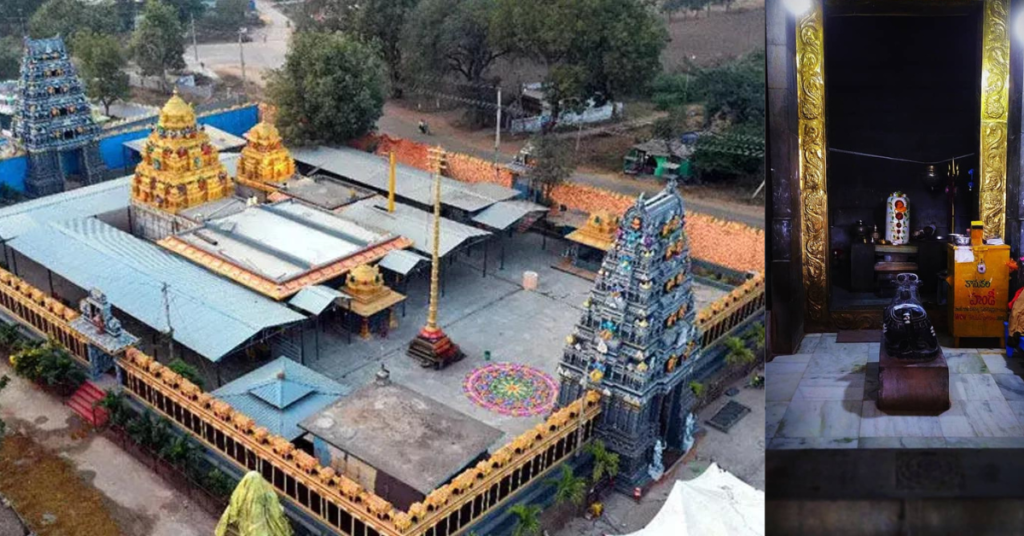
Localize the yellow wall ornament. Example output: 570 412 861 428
980 0 1010 240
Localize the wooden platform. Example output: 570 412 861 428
877 346 950 413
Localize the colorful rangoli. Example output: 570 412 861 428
463 363 558 417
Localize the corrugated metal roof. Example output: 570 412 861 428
378 249 427 275
0 177 131 240
337 197 489 257
213 357 349 440
471 199 548 231
288 285 344 315
9 218 305 361
290 145 520 212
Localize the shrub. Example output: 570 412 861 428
169 358 204 389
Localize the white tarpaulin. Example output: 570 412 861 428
616 463 764 536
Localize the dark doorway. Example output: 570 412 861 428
824 10 982 310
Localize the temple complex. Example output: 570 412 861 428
13 36 106 197
339 264 405 339
130 89 234 215
558 180 702 489
236 104 296 192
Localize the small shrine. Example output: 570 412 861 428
68 288 138 379
130 90 234 214
236 104 295 189
339 264 405 339
565 210 619 275
13 36 106 197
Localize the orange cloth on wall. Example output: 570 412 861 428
1010 287 1024 336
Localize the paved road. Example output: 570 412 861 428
185 0 291 85
377 108 765 229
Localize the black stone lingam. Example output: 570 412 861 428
882 273 940 360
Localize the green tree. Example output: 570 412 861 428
267 31 388 145
164 0 206 23
299 0 416 94
202 0 248 30
493 0 667 121
509 503 542 536
161 434 201 476
690 380 705 398
169 357 204 389
0 322 22 350
725 336 755 368
0 37 21 80
205 469 238 498
548 464 587 514
527 133 575 201
401 0 508 125
752 322 765 351
690 49 765 129
132 0 186 89
28 0 117 45
585 440 620 485
0 0 47 36
72 31 130 116
99 389 131 428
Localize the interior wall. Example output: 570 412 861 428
824 14 981 273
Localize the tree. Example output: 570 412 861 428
28 0 117 45
725 336 754 368
752 322 765 351
160 434 201 476
0 37 21 81
585 440 620 485
509 503 542 536
689 380 705 398
549 464 587 515
690 50 765 130
267 31 388 145
493 0 667 122
169 357 204 389
132 0 186 89
0 0 48 37
527 133 575 201
299 0 417 94
204 0 249 30
216 472 294 536
401 0 508 123
164 0 206 24
72 31 130 116
99 389 131 429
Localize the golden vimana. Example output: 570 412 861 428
130 90 234 214
237 103 296 185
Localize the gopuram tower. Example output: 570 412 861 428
557 180 702 489
13 36 106 197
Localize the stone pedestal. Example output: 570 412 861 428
877 346 950 413
407 327 463 369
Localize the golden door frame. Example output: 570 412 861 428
795 0 1011 329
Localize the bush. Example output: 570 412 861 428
10 340 85 393
204 469 237 498
169 358 204 389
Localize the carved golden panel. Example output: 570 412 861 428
796 3 829 326
980 0 1010 240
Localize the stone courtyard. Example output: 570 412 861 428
296 231 727 442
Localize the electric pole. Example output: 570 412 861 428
239 28 248 97
161 282 174 360
191 13 199 64
494 86 502 160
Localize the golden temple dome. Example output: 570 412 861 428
237 103 295 185
347 264 383 290
158 89 197 130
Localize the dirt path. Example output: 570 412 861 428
0 365 218 536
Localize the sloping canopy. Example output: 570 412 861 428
616 463 764 536
378 249 427 275
0 177 130 241
471 199 548 231
288 285 346 315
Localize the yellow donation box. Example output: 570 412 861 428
947 244 1009 347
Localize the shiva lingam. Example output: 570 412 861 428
882 273 939 361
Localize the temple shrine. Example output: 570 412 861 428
558 180 702 489
339 264 405 339
564 210 619 276
13 36 106 197
235 104 296 192
130 89 234 215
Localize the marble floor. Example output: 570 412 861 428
767 333 1024 449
